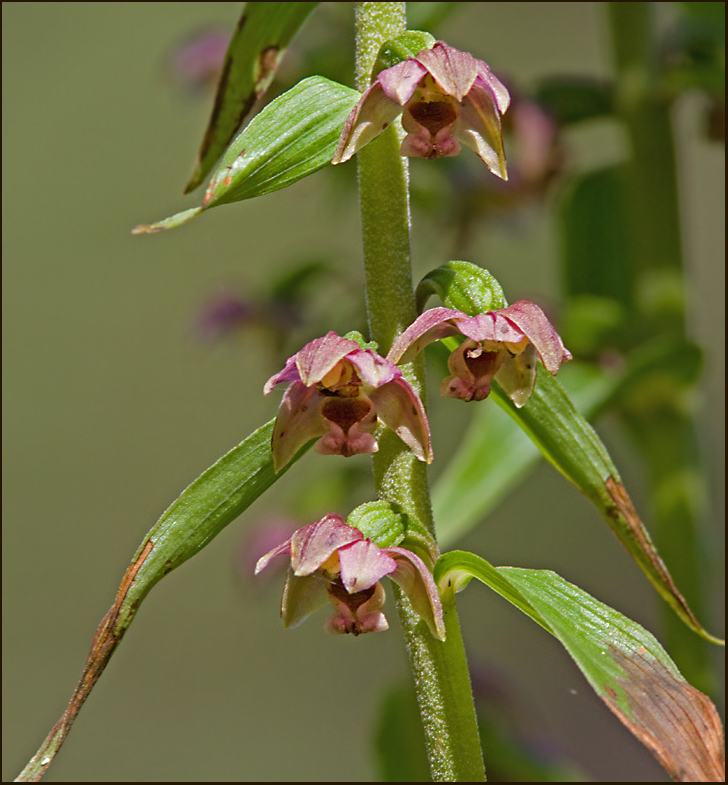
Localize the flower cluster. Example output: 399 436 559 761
255 514 445 639
332 41 510 179
388 302 571 407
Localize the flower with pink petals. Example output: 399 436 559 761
332 41 510 178
264 332 432 471
388 302 571 407
255 514 445 639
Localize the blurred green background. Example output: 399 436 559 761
3 3 723 781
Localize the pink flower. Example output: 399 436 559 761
264 332 432 471
388 302 572 407
255 514 445 639
332 41 510 178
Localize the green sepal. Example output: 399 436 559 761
416 260 507 314
434 551 725 783
185 2 320 193
346 500 406 548
134 77 360 234
371 30 436 77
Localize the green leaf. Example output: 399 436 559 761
435 552 726 783
433 361 614 547
184 2 320 193
134 76 360 234
15 420 312 782
488 367 722 645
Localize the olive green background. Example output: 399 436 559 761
3 3 723 781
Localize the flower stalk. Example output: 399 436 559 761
354 3 485 780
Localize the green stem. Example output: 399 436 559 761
607 2 714 693
354 3 485 780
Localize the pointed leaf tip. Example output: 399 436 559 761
132 207 203 234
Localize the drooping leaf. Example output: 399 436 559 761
185 2 320 193
15 420 312 782
133 76 360 234
435 552 726 783
488 367 722 646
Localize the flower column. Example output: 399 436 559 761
353 3 485 781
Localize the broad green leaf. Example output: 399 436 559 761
435 551 726 783
488 368 722 645
16 420 311 782
433 361 614 547
185 2 320 193
134 77 360 234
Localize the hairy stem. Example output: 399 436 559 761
354 3 485 780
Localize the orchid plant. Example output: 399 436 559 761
15 3 724 782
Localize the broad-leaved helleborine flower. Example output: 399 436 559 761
332 41 510 178
264 332 432 471
255 514 445 639
388 302 571 407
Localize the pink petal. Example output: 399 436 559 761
346 349 399 389
386 547 446 641
294 332 362 386
387 307 467 365
369 377 433 463
498 301 571 374
474 61 511 115
338 539 397 593
456 312 525 344
264 354 302 395
415 42 478 101
270 383 328 472
331 82 404 165
254 537 294 575
280 570 330 628
377 57 428 105
289 515 363 576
